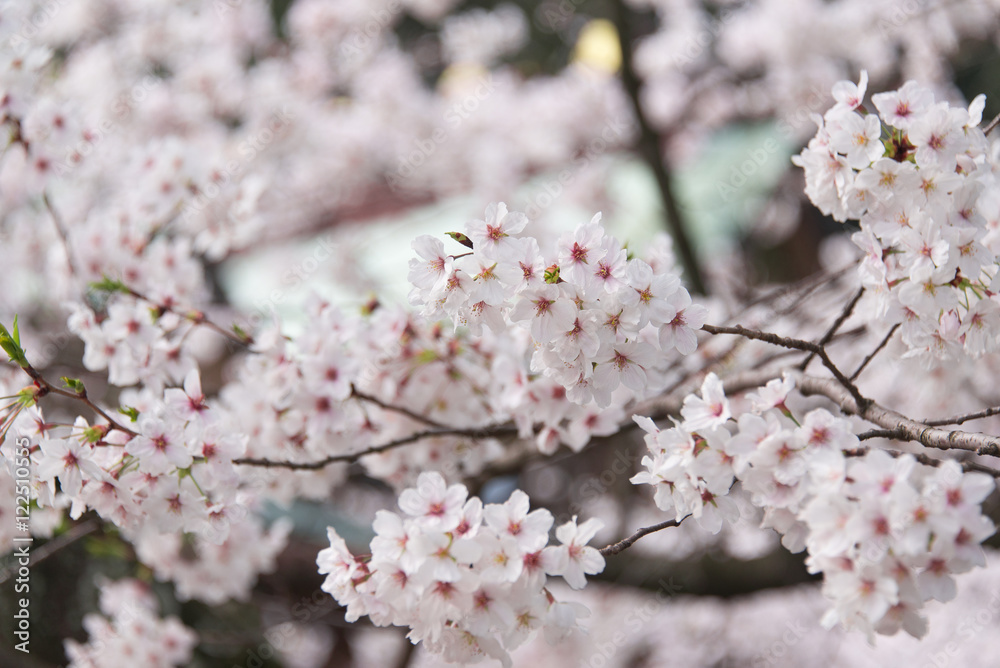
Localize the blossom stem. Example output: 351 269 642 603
849 323 899 381
798 286 864 371
599 518 680 557
234 424 520 470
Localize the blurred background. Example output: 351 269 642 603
3 0 1000 666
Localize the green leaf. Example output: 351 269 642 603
16 386 38 407
415 349 439 364
446 231 474 249
360 294 380 316
544 264 562 284
82 425 105 443
89 275 129 294
0 317 28 368
118 405 139 422
85 535 130 560
61 377 85 394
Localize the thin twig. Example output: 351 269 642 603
20 363 137 437
742 264 856 311
599 519 679 557
43 191 79 277
985 111 1000 136
843 446 1000 478
924 406 1000 427
799 287 864 371
234 424 520 470
351 386 445 429
702 323 868 410
0 518 101 585
123 286 253 347
850 323 899 381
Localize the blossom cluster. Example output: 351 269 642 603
67 298 198 392
794 74 1000 360
216 292 627 497
28 368 244 537
409 202 708 407
317 472 604 667
0 0 631 328
631 374 996 639
633 0 1000 159
14 363 290 604
64 578 197 668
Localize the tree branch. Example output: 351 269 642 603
350 385 445 429
610 0 705 294
844 446 1000 478
798 286 863 371
233 424 520 470
850 323 899 381
43 191 79 278
121 286 253 347
985 110 1000 136
924 406 1000 427
701 323 868 409
600 518 679 557
0 517 101 585
19 362 137 437
792 372 1000 457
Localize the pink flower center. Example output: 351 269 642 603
486 224 503 242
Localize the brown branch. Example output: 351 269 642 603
20 363 137 437
924 406 1000 427
610 0 704 294
843 446 1000 478
0 517 101 585
850 323 899 381
43 191 79 278
857 429 899 441
234 424 520 470
123 286 253 347
600 519 679 557
985 111 1000 136
350 386 445 429
792 372 1000 457
798 286 864 371
701 323 868 410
